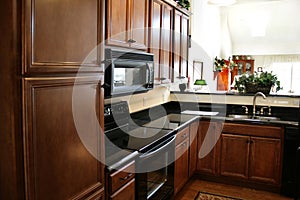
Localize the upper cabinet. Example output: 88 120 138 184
149 0 173 83
231 55 254 83
23 0 104 74
173 10 189 81
106 0 149 50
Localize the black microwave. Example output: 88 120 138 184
104 49 154 97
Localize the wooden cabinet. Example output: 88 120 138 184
197 121 222 176
189 121 199 177
249 137 281 184
107 161 135 200
23 0 104 74
149 0 173 83
106 0 149 49
23 77 105 200
173 10 189 81
220 123 283 187
220 134 250 179
2 0 106 199
174 126 189 196
231 57 254 84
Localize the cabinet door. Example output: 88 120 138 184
220 134 250 179
106 0 148 49
130 0 148 49
197 121 221 175
173 10 181 81
160 4 173 81
189 121 198 177
23 77 104 200
174 138 189 196
106 0 129 47
150 0 163 82
24 0 103 74
249 137 281 185
180 14 189 78
173 10 189 81
150 0 173 83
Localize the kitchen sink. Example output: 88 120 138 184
226 114 281 122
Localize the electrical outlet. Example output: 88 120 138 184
143 97 147 106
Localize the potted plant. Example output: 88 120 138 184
174 0 190 10
234 71 281 95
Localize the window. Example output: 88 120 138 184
267 62 300 95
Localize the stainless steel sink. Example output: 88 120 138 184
227 114 251 119
226 114 280 121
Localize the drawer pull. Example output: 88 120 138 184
120 173 132 181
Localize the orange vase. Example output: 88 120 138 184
217 68 229 91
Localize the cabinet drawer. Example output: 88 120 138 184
222 123 282 138
175 138 189 160
109 161 135 194
176 126 189 145
110 178 135 200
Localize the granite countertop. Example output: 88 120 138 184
171 90 300 98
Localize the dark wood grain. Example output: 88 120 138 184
23 77 104 200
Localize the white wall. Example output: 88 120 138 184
188 0 223 92
226 0 300 55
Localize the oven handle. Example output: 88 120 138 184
139 135 176 159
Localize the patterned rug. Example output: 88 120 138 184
195 191 243 200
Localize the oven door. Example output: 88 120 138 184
136 135 175 200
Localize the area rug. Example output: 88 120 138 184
195 191 243 200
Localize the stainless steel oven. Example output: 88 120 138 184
136 135 175 200
104 101 175 200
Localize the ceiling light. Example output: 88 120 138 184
208 0 237 6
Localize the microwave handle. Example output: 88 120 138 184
145 62 153 85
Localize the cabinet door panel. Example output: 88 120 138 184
189 121 198 177
173 11 181 81
161 4 173 81
130 0 148 49
197 121 221 175
106 0 129 47
150 0 163 82
174 138 189 195
249 137 281 184
24 0 102 73
220 134 249 179
180 14 189 78
23 77 104 200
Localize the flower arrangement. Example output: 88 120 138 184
214 56 237 72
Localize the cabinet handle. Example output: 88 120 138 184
120 173 132 181
128 39 136 43
182 134 187 139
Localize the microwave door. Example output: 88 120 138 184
112 62 148 95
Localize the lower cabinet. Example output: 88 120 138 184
189 121 199 177
196 121 283 191
174 126 189 196
197 121 222 176
107 161 135 200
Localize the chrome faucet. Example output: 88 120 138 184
253 92 266 116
